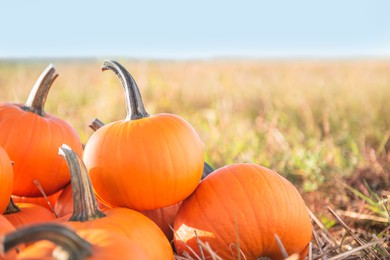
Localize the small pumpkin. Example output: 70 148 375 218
0 64 83 197
0 146 13 214
173 163 312 260
83 60 204 210
57 144 174 260
0 223 149 260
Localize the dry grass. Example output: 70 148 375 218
1 58 389 259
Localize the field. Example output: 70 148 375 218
1 59 389 258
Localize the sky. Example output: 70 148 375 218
1 1 390 60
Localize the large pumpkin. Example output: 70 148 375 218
0 64 83 196
83 60 204 210
173 163 312 260
0 146 13 214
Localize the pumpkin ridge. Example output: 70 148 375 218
230 166 264 256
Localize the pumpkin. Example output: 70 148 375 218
0 64 83 197
3 198 56 228
0 223 149 259
88 117 213 241
0 146 13 214
11 184 62 212
0 215 15 236
57 144 174 259
0 215 17 260
83 60 204 210
139 202 181 243
173 163 312 260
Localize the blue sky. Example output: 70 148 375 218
1 1 389 59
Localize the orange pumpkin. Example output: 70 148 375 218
0 64 83 197
11 188 62 212
83 60 204 210
1 223 150 259
0 215 17 260
139 202 181 242
57 144 174 259
88 117 214 241
3 198 56 228
0 146 13 214
173 163 312 260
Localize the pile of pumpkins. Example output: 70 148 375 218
0 61 312 259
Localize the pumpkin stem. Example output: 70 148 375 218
88 118 104 131
3 197 21 215
101 60 149 121
59 144 106 222
22 63 58 116
1 223 92 259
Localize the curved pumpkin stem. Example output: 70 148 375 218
101 60 149 121
3 197 21 215
22 63 58 116
1 223 92 259
59 144 106 222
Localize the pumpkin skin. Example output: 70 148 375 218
0 146 13 214
173 163 312 260
0 64 83 197
140 202 181 242
3 201 56 229
11 188 62 211
83 60 204 210
0 215 17 260
1 223 150 260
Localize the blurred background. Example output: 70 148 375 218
1 0 389 59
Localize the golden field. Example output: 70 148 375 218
1 59 389 258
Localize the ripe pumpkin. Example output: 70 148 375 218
11 188 62 212
58 144 174 260
3 198 56 228
173 163 312 260
88 117 213 241
0 215 17 260
1 223 149 259
0 146 13 214
83 60 204 210
0 64 83 197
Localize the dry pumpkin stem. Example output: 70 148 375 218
88 118 104 131
58 144 106 222
3 197 21 215
101 60 149 121
33 179 58 218
22 63 58 116
1 223 92 259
